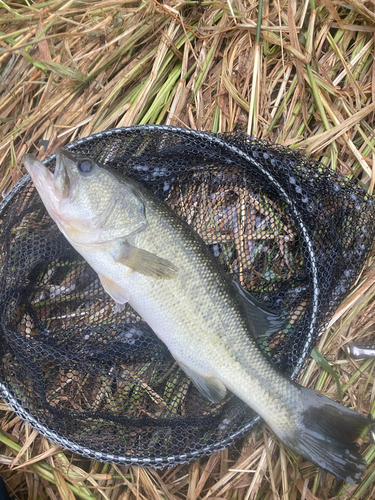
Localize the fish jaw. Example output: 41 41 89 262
23 153 54 186
23 153 60 219
23 151 85 244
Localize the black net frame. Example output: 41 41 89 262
0 125 374 466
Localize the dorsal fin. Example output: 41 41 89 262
232 280 284 338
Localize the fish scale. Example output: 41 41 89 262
23 146 372 483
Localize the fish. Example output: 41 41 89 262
23 147 372 483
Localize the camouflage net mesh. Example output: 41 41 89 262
0 125 374 466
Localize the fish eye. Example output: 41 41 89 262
77 160 93 174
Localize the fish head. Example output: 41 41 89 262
23 148 145 245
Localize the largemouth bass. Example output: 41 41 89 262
23 148 371 483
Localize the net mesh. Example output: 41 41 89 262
0 125 374 466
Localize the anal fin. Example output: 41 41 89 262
178 362 226 403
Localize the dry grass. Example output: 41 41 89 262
1 0 375 498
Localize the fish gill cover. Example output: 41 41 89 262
0 125 374 466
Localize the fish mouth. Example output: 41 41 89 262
23 153 54 185
23 150 75 202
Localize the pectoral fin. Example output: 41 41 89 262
115 241 178 279
179 363 227 403
99 274 129 304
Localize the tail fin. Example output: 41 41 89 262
281 387 370 483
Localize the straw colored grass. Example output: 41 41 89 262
1 0 375 498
